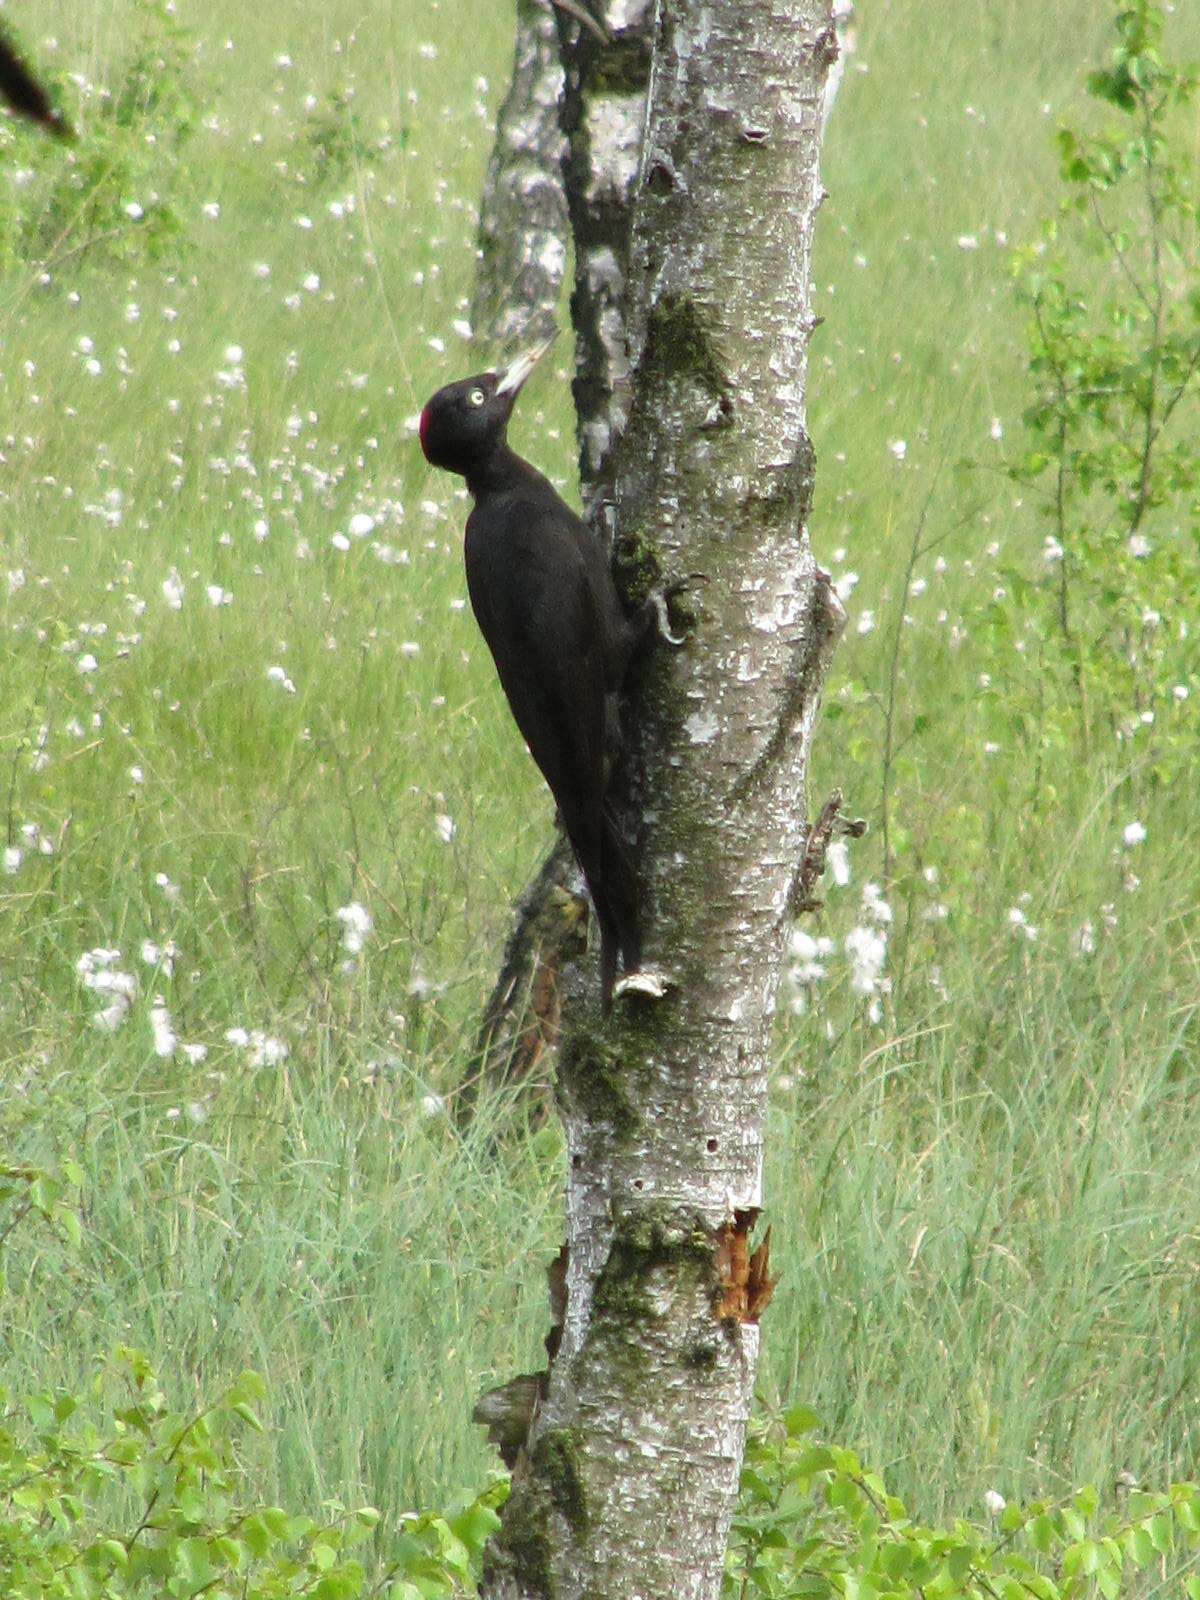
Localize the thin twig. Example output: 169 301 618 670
1088 190 1153 315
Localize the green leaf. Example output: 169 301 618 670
1029 1514 1054 1553
230 1400 263 1432
448 1499 501 1553
1125 1526 1154 1565
1148 1512 1174 1554
784 1406 821 1438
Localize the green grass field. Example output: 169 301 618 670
2 0 1199 1552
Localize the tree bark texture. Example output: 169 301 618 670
471 0 568 355
555 0 654 519
481 3 840 1596
461 834 582 1123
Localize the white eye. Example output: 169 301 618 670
468 388 486 408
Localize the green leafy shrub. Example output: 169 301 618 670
1008 0 1200 767
728 1405 1200 1600
0 1154 505 1599
0 1346 382 1599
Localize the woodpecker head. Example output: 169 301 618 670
418 334 556 478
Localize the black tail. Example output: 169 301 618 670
568 808 641 1012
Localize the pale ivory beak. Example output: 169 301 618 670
494 332 558 397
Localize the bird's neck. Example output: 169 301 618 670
466 442 539 499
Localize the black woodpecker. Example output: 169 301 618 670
419 337 678 1009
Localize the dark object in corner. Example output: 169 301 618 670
0 28 73 139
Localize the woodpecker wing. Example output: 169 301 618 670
464 501 608 876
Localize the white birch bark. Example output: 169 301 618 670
480 3 840 1595
471 0 568 354
554 0 654 516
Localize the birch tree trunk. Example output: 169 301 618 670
479 2 841 1595
471 0 567 354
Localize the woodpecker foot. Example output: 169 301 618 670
652 572 709 648
612 967 671 1003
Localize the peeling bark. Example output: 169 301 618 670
471 0 568 355
480 3 839 1596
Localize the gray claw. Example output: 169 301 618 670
653 572 709 647
652 593 686 648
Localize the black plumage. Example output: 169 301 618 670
419 339 670 1007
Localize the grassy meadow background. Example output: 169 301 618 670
2 0 1199 1554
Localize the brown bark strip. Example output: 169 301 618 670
459 839 585 1124
786 786 867 920
715 1215 779 1324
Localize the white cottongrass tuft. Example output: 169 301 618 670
827 838 851 887
149 998 177 1059
860 881 893 926
77 947 136 1031
844 924 888 1002
336 901 373 955
161 569 185 610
